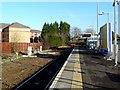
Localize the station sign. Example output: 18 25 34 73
99 23 112 55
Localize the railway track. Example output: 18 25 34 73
12 47 73 90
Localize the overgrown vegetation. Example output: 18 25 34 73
11 43 17 53
41 21 70 49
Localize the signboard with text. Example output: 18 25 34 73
100 23 112 55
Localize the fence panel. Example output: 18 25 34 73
2 42 43 54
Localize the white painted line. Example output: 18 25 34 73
49 47 79 88
49 54 72 88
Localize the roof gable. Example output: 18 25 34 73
9 22 30 28
0 23 10 29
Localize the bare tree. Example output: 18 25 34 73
85 25 95 34
70 27 82 38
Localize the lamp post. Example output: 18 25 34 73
98 12 109 24
96 2 99 49
113 0 119 66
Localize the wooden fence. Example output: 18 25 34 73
1 42 43 54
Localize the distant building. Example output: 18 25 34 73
75 33 98 48
2 22 30 43
0 23 9 43
30 29 41 37
0 23 9 54
30 29 42 43
0 22 43 54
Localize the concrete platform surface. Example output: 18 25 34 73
49 46 120 90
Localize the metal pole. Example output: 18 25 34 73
107 13 109 23
97 2 98 35
97 2 99 49
114 0 118 66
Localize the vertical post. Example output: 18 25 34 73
97 2 99 49
114 0 118 66
107 13 109 23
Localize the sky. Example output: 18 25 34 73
1 1 118 33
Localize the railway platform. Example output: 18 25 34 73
49 46 120 90
8 45 120 90
49 46 84 89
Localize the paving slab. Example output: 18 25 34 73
49 47 120 90
49 46 83 89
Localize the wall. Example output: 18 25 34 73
1 42 43 54
0 43 1 55
0 28 2 43
0 28 2 55
2 27 9 42
9 27 30 43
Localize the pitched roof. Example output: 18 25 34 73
9 22 30 28
0 22 30 29
0 23 10 29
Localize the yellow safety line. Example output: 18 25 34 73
71 53 83 89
